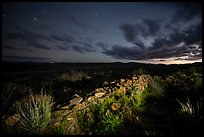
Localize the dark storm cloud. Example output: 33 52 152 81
151 22 202 49
144 46 188 59
120 23 145 49
184 22 202 45
103 21 202 60
102 44 142 60
120 19 161 49
171 3 201 23
166 3 202 28
102 43 187 60
142 19 161 37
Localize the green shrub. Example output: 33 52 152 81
56 116 70 135
77 95 123 135
131 78 164 114
16 88 53 134
100 113 123 135
77 108 96 135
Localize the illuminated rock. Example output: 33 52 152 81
69 94 83 106
95 92 105 98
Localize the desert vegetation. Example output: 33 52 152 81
2 62 203 135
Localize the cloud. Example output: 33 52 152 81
142 19 161 37
6 31 51 50
71 41 96 53
50 34 74 43
120 19 161 49
96 42 109 50
103 21 202 61
72 45 84 53
7 32 27 40
5 23 97 54
102 44 142 60
120 23 145 49
184 22 202 45
32 43 50 50
151 22 202 49
55 44 71 50
167 3 202 27
3 44 32 51
67 15 102 33
3 45 17 50
2 56 52 62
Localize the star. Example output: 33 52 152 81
33 17 39 24
95 13 98 17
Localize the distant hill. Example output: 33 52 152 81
2 61 202 73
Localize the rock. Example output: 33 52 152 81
87 96 96 102
95 88 104 92
103 81 109 86
116 83 121 87
110 81 116 85
4 114 20 126
111 103 121 111
118 86 126 94
105 109 110 117
68 117 73 120
120 79 125 82
69 94 83 106
85 76 92 80
95 92 105 98
126 80 133 86
60 105 70 110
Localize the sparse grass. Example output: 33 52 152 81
176 97 203 120
175 97 203 135
2 83 17 115
138 67 146 74
58 70 88 81
15 88 54 134
2 64 202 135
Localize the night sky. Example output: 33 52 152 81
2 2 202 64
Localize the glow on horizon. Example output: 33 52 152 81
152 59 202 65
126 56 202 65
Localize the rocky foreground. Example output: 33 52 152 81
3 74 153 135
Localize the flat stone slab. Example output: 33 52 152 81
69 94 83 106
95 92 105 98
